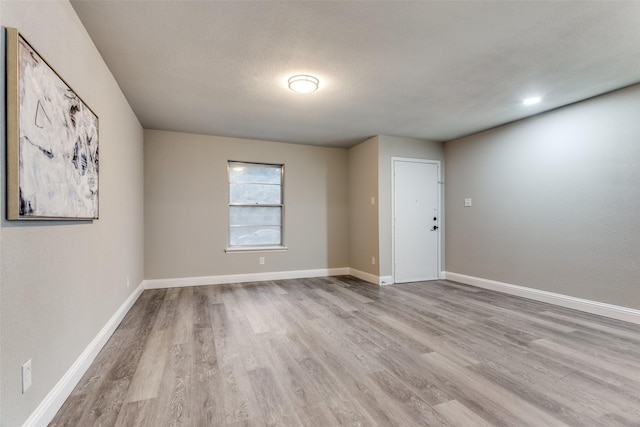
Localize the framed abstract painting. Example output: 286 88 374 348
6 27 99 220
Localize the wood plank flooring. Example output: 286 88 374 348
50 277 640 426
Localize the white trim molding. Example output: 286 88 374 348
23 282 145 427
444 272 640 325
348 268 380 286
379 275 394 286
144 267 390 290
224 245 288 253
143 267 351 289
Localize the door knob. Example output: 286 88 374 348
431 226 439 231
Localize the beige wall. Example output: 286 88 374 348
445 84 640 310
144 130 349 279
0 1 145 426
377 135 444 278
347 137 379 276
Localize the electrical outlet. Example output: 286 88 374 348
464 198 472 207
22 359 32 393
371 256 376 265
126 275 131 288
259 257 265 265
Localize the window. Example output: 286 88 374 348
227 161 284 250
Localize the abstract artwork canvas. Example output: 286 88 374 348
6 27 99 220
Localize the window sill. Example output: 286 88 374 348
225 246 289 254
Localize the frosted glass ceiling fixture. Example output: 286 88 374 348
288 75 319 93
523 96 541 105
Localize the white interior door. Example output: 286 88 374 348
393 159 440 283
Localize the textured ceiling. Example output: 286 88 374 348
71 1 640 148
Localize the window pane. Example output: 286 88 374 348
229 163 281 184
230 183 281 204
229 226 281 246
229 206 281 226
228 162 284 247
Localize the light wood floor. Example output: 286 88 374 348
51 276 640 426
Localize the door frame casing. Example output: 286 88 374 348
391 157 443 284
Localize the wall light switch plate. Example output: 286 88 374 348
464 198 472 207
22 359 32 393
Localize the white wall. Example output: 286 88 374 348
0 2 144 425
445 84 640 310
144 130 349 280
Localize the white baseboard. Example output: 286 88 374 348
379 276 394 286
23 282 145 427
143 267 391 290
444 272 640 325
348 268 381 286
143 267 351 289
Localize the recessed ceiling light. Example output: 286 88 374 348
288 75 319 93
523 97 541 105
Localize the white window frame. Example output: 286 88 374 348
225 161 287 253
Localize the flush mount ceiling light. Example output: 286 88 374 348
523 96 542 105
288 75 319 93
